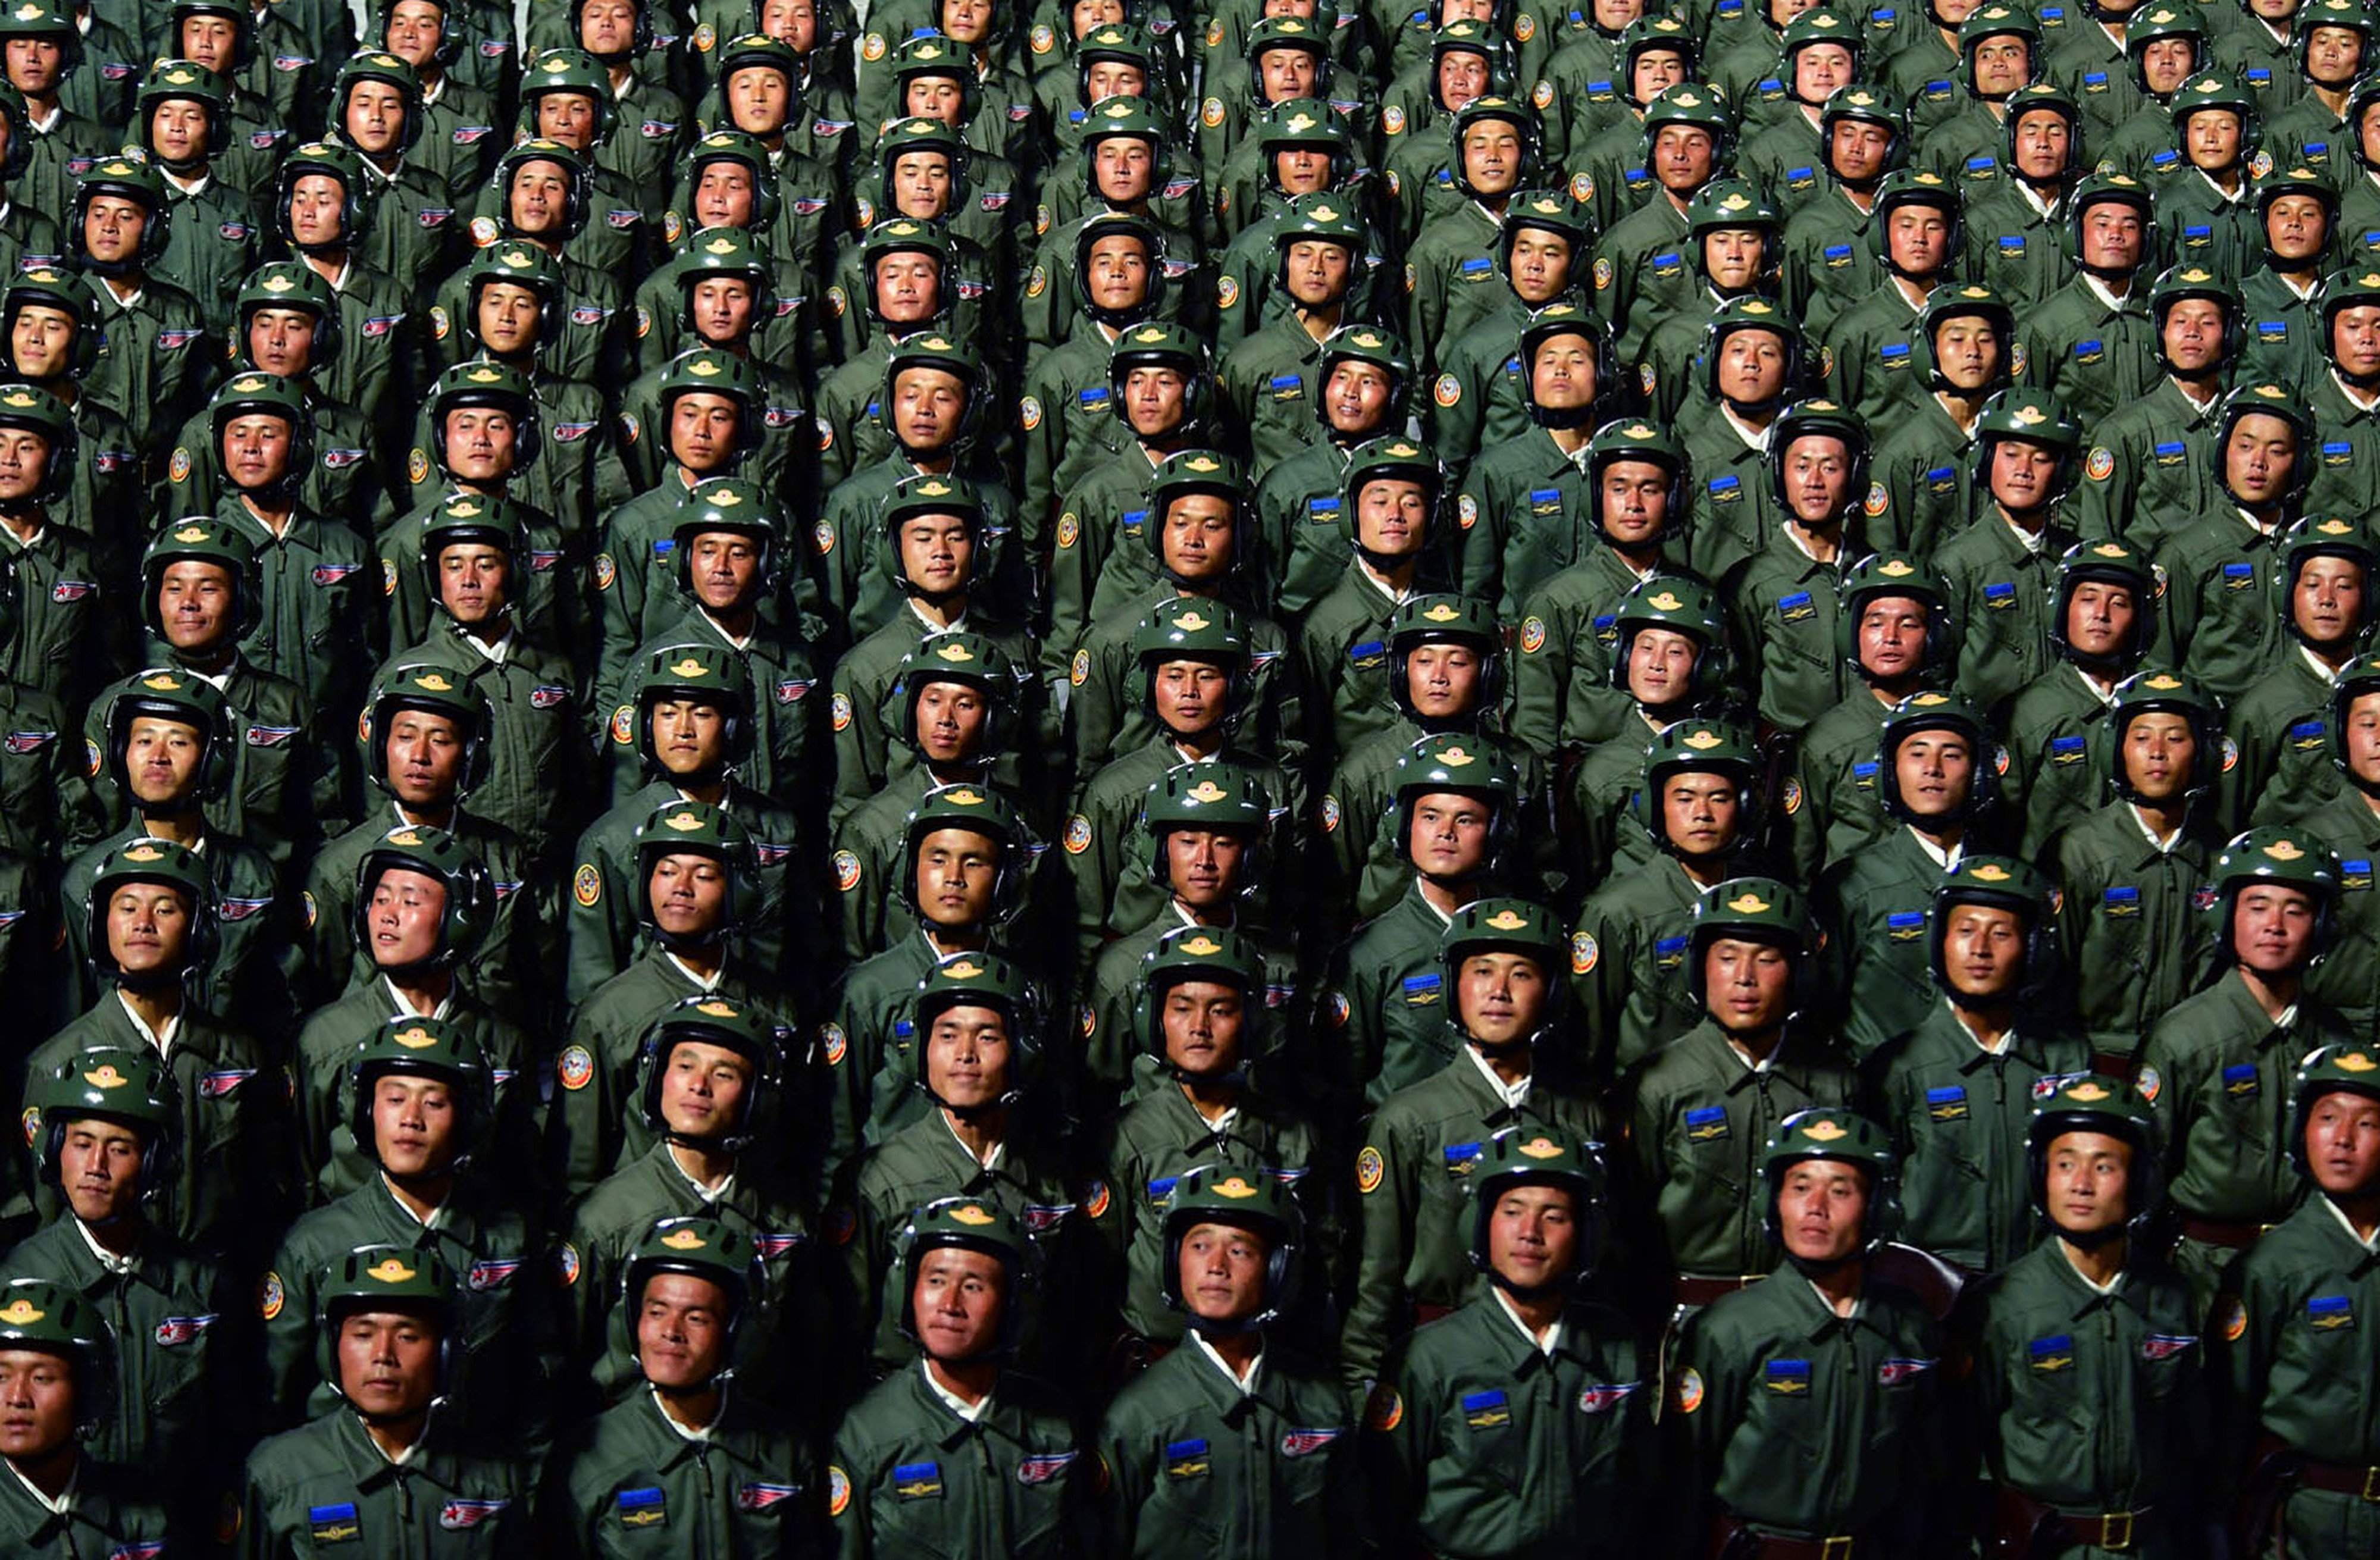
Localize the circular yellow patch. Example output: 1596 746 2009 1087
1675 1366 1704 1413
1355 1145 1385 1194
1364 1382 1402 1430
572 863 601 907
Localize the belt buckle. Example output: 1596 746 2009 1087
1821 1538 1855 1560
2362 1467 2380 1503
2101 1510 2134 1550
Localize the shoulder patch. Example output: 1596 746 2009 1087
1355 1144 1385 1194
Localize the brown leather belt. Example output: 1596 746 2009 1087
2293 1457 2380 1501
1675 1274 1762 1307
1743 1534 1862 1559
2179 1216 2271 1249
2050 1506 2148 1550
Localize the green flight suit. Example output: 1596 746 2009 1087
1587 191 1692 362
1216 311 1332 473
1426 288 1532 479
154 174 262 337
2231 650 2346 830
2300 372 2380 522
1298 565 1438 765
374 493 585 677
1406 200 1512 378
1624 1018 1858 1283
215 497 382 724
1867 391 1982 563
1077 921 1308 1114
233 1407 534 1560
608 613 825 814
1457 427 1595 618
1571 853 1712 1077
1725 527 1855 736
0 1455 173 1560
1821 827 1981 1058
1961 179 2068 314
82 272 211 460
2298 790 2380 1031
1323 884 1455 1111
1795 687 1897 864
2062 378 2224 549
1780 183 1883 339
2237 270 2325 394
1252 438 1362 618
1934 511 2072 715
84 656 324 871
829 608 1038 820
2018 275 2157 428
60 820 298 1036
0 519 108 710
2047 799 2223 1061
550 1387 819 1559
1999 662 2122 860
2151 507 2285 703
1330 721 1550 923
827 1361 1084 1560
1019 324 1135 539
1509 545 1665 759
371 626 587 864
1064 584 1304 775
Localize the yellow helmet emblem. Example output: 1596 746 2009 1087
1175 610 1211 631
915 480 949 497
2066 1081 2110 1101
465 366 501 383
1213 1175 1259 1198
121 844 163 863
942 960 984 979
499 246 536 267
1648 591 1684 611
444 500 483 518
231 376 266 393
140 673 181 691
1438 745 1475 765
2012 404 2047 425
932 641 976 662
1682 729 1723 749
1180 935 1223 956
2143 674 2182 690
1187 780 1229 803
948 1204 995 1225
171 525 211 543
660 1227 708 1250
688 358 722 377
944 788 983 804
1517 1136 1562 1158
662 811 706 831
666 657 710 677
704 238 737 255
1726 891 1771 913
694 1000 739 1017
391 1026 437 1049
1186 455 1222 472
1623 424 1656 437
82 1064 127 1089
0 1300 45 1324
1311 204 1339 222
261 272 294 292
1968 863 2012 882
414 673 453 692
386 829 422 847
1878 559 1915 577
2339 1051 2379 1072
1802 1119 1848 1142
365 1257 418 1283
2265 839 2306 860
1485 909 1529 931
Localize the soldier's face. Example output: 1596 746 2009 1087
1073 0 1125 32
337 1309 442 1424
2341 302 2380 382
1630 49 1687 102
57 1117 146 1225
761 0 819 48
690 277 758 346
1274 145 1335 195
647 852 728 938
1698 227 1764 292
371 1075 460 1179
1651 125 1715 193
1357 478 1430 556
2294 555 2368 646
1594 0 1643 26
0 427 48 500
2121 711 2198 800
688 532 764 610
1940 903 2024 999
650 696 729 775
2044 1130 2132 1236
912 679 988 763
2224 411 2300 504
81 195 148 264
1776 1160 1869 1264
897 512 975 595
2009 109 2069 179
1488 1184 1582 1289
1083 234 1151 311
1123 365 1189 437
1283 237 1353 306
914 826 998 926
1161 494 1236 581
1530 332 1599 410
2078 201 2146 270
1161 977 1246 1070
1986 438 2060 514
1323 362 1392 433
1793 43 1852 102
2345 690 2380 784
925 1003 1013 1107
506 161 575 234
1257 46 1319 102
3 36 61 93
1084 60 1145 101
1659 771 1739 855
287 174 350 248
2064 579 2137 659
637 1272 732 1388
1461 123 1524 196
442 406 519 481
579 0 640 54
1893 730 1975 818
1405 643 1483 718
123 715 205 807
1458 949 1548 1043
437 540 513 624
177 17 234 73
693 164 757 230
246 307 320 377
1780 434 1852 525
157 560 237 651
1508 227 1574 302
1165 826 1252 908
384 0 446 69
2265 193 2331 263
220 413 295 491
941 0 992 42
2184 109 2243 173
1627 627 1701 707
1931 314 2003 391
344 82 409 156
894 366 970 449
1885 203 1952 276
873 253 944 322
1968 36 2030 95
1179 1220 1269 1324
534 92 599 149
1598 461 1670 546
1858 596 1929 681
384 710 465 804
2160 297 2226 374
1094 136 1154 201
670 391 744 473
2137 37 2196 95
911 1247 1006 1362
8 304 74 379
2305 1091 2380 1196
1703 936 1792 1030
1436 50 1490 110
1715 328 1789 405
149 99 211 164
904 77 966 125
2249 0 2296 18
2309 24 2366 84
1408 790 1490 878
367 867 450 969
0 1349 76 1462
658 1038 753 1137
1151 657 1229 736
725 67 793 135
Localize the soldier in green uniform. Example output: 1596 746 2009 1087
230 1246 534 1558
1968 1072 2213 1559
1404 95 1544 374
1862 282 2012 559
1299 436 1459 762
1428 187 1593 474
1361 1130 1656 1559
2219 1042 2380 1560
1341 897 1603 1395
0 381 106 709
1820 169 1964 439
1624 877 1858 1304
1959 85 2082 312
2238 164 2334 392
2295 268 2380 522
2016 171 2159 428
2229 515 2379 828
2301 654 2380 1032
70 158 211 463
2063 267 2237 550
1726 397 1868 737
133 59 259 340
1670 1108 1948 1556
825 1198 1085 1560
2140 828 2357 1309
1933 386 2083 714
1999 540 2159 858
0 1276 176 1557
1590 83 1731 361
1456 300 1611 616
1869 855 2091 1274
1098 1161 1357 1559
1216 195 1373 471
259 1017 554 1441
2047 669 2229 1073
547 1216 819 1558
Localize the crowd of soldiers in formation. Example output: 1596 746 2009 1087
1 0 2379 1551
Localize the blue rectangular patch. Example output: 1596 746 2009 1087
2153 441 2184 459
1765 1359 1811 1393
1926 1085 1969 1122
2309 1295 2354 1329
894 1462 942 1499
1888 911 1926 939
2030 1334 2074 1371
1445 1142 1483 1171
1684 1105 1730 1141
1999 236 2025 252
1463 1389 1511 1427
2050 735 2087 763
1401 973 1442 1005
2103 886 2139 916
1878 343 1910 361
2222 1063 2260 1098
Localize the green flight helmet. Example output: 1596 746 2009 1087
1256 97 1357 192
0 0 77 68
25 1044 178 1198
98 666 236 803
344 1015 492 1174
2050 538 2159 669
2027 1073 2163 1238
909 950 1045 1113
1388 594 1504 717
71 156 170 272
2274 514 2380 651
85 836 215 991
1339 435 1446 557
208 371 314 496
2 265 100 378
1139 760 1273 888
878 471 986 600
1431 17 1515 99
493 137 593 241
1969 386 2084 510
1632 716 1762 852
1106 320 1210 436
861 217 957 327
1075 21 1161 101
168 0 249 70
897 631 1022 759
1765 399 1872 524
1391 732 1520 873
1501 186 1596 272
2321 265 2380 373
2000 83 2085 178
1159 1162 1302 1332
0 381 74 503
1762 1107 1901 1251
1244 12 1333 86
2147 264 2242 372
1836 550 1958 681
2253 162 2340 270
2202 826 2341 966
657 348 763 469
360 662 492 800
891 32 983 123
1867 168 1964 279
2124 3 2205 92
1316 322 1416 431
2166 72 2260 161
2209 381 2315 506
632 799 760 948
332 49 424 157
236 261 342 371
632 994 785 1152
894 1196 1035 1357
1467 1130 1607 1290
712 33 803 123
1777 8 1862 88
1617 15 1697 105
1133 594 1254 728
1518 300 1614 430
1079 92 1176 190
314 1246 455 1408
2329 651 2380 791
275 139 374 252
1685 178 1784 288
1073 208 1168 328
138 58 230 168
1685 875 1819 1008
675 225 780 331
1583 417 1692 547
685 128 781 227
1440 896 1566 1048
1608 575 1732 707
462 239 565 352
1136 923 1268 1067
2288 1042 2380 1186
883 330 988 450
1272 189 1368 297
2350 79 2380 174
1640 82 1734 169
0 1278 112 1439
899 782 1029 926
1958 4 2042 98
2106 667 2227 804
2296 0 2377 75
1449 95 1542 201
614 1215 762 1379
1142 449 1249 584
1929 855 2060 1006
632 643 755 773
1877 689 2003 823
1818 85 1908 177
350 823 495 975
518 46 617 143
2062 171 2155 278
1698 295 1806 414
417 491 528 617
674 474 782 596
875 115 973 206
